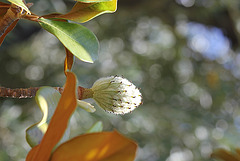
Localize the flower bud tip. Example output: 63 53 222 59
91 76 142 114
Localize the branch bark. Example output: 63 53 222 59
0 86 93 100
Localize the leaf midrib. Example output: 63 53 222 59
39 19 89 59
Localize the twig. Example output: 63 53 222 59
0 86 93 100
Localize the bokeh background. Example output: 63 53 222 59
1 0 240 160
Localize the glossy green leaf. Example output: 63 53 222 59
7 0 30 13
26 87 70 148
38 18 98 63
86 121 103 133
46 0 117 23
76 0 112 2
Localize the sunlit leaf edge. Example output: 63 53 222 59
7 0 30 13
53 0 117 23
26 72 78 161
26 87 71 148
76 0 112 3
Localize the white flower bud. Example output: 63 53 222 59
91 76 142 114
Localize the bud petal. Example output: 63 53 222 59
91 76 142 114
77 100 96 113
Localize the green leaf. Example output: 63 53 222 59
26 87 70 148
39 18 98 63
46 0 117 23
86 121 103 133
7 0 30 13
76 0 112 2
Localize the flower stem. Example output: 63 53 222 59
0 86 93 100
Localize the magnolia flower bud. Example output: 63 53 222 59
91 76 142 114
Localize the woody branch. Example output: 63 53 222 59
0 86 93 100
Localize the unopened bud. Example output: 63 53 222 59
91 76 142 114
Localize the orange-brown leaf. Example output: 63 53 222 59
0 19 18 46
26 71 77 161
44 0 117 23
0 2 10 18
64 47 75 76
51 130 137 161
236 148 240 157
25 145 39 161
211 149 240 161
0 2 11 7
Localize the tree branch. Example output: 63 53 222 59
0 86 93 100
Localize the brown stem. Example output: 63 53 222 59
23 13 40 22
0 86 93 100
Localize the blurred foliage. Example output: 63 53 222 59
1 0 240 160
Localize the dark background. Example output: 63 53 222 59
1 0 240 160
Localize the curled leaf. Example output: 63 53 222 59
26 87 70 148
26 72 78 161
51 130 137 161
